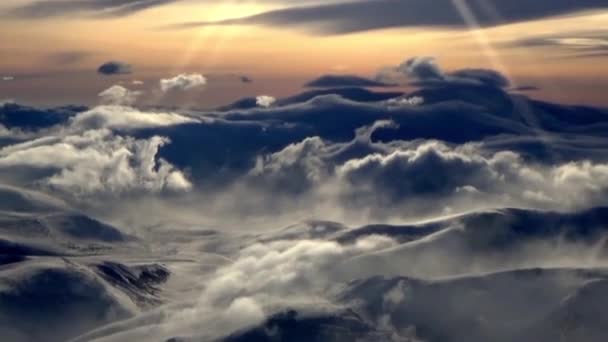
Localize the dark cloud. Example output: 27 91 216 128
218 87 403 111
239 75 253 84
160 73 206 92
97 61 132 75
7 0 177 18
170 0 608 34
137 81 608 195
377 56 511 89
450 68 510 88
0 102 82 131
4 58 608 199
337 142 501 201
305 74 395 88
403 56 444 81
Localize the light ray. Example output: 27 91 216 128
450 0 558 161
150 0 255 106
450 0 510 78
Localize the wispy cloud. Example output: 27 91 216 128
507 30 608 59
6 0 179 18
167 0 608 34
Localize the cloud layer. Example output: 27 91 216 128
3 56 608 342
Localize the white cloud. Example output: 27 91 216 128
98 85 142 106
399 56 444 80
256 95 276 108
0 104 198 198
0 129 192 196
250 137 329 191
387 96 424 107
160 73 206 92
69 105 198 131
336 141 502 199
245 130 608 217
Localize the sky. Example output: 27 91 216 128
4 3 608 341
0 0 607 107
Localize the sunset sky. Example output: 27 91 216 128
4 3 608 341
1 0 607 107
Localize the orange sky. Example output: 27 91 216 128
0 2 607 107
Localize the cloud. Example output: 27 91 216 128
386 96 425 107
69 105 199 131
255 95 276 108
3 56 608 342
169 0 608 34
0 102 80 131
5 56 608 342
248 133 508 206
305 74 395 88
336 141 502 199
377 56 510 88
160 73 206 92
97 61 133 75
0 103 199 196
1 57 607 219
239 75 253 84
6 0 179 18
249 136 331 193
0 129 192 195
98 85 142 106
400 56 444 81
198 236 394 305
237 115 608 219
